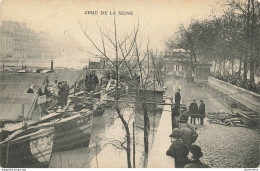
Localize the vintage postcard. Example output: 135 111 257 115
0 0 259 169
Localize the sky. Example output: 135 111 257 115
0 0 225 68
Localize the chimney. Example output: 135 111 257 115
51 60 54 71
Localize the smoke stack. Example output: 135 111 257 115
51 60 54 71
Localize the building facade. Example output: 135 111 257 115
0 20 60 60
163 48 211 82
163 48 192 78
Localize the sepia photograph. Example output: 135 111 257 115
0 0 259 169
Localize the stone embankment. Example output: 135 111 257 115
208 77 260 113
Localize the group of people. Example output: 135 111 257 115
189 100 205 125
27 84 49 96
166 119 209 168
212 73 260 94
174 89 206 125
85 72 99 91
167 88 209 168
57 81 70 108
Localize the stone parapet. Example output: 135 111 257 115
147 99 175 168
208 77 260 112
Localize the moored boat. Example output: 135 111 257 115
36 109 93 152
0 127 55 168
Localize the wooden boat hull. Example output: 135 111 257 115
0 127 55 168
37 111 93 152
53 112 93 152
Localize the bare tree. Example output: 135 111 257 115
79 12 139 167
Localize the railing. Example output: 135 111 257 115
208 77 260 112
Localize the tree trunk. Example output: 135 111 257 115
227 60 230 75
238 59 242 79
250 57 255 82
243 56 248 81
222 59 226 75
250 0 256 83
218 61 222 75
126 128 132 168
244 0 250 81
142 102 149 154
133 122 135 168
231 59 234 76
214 61 217 75
116 108 132 168
115 52 131 167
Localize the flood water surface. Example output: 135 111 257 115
50 76 234 168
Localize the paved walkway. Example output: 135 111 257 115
194 117 259 168
158 76 260 168
147 99 175 168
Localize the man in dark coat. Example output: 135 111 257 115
179 119 198 148
189 100 199 124
175 89 181 109
171 105 180 129
58 82 65 108
166 128 189 168
64 81 70 106
93 73 99 87
184 145 209 168
198 100 206 125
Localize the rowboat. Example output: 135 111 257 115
0 127 55 168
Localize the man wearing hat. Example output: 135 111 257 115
175 88 181 109
64 81 70 106
184 145 209 168
189 100 199 124
166 128 189 168
198 100 206 125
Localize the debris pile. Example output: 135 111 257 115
206 110 259 129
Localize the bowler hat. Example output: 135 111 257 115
179 119 188 123
189 145 203 158
169 128 182 138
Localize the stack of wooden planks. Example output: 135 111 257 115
206 110 259 129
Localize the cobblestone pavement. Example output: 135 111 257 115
164 76 259 168
192 119 259 168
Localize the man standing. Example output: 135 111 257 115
198 100 206 125
171 105 180 129
175 89 181 109
179 119 198 148
64 81 70 106
166 128 189 168
57 82 64 108
189 100 198 124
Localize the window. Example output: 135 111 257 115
176 65 179 71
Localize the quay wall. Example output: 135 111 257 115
207 77 260 113
147 99 175 168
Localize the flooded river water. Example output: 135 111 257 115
50 99 162 168
50 76 257 168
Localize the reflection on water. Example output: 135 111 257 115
50 76 233 168
50 101 162 168
165 76 231 113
